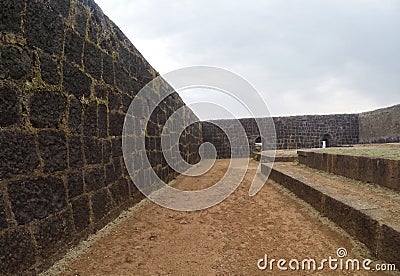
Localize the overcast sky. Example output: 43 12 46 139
96 0 400 119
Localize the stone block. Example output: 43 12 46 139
331 154 342 176
94 84 107 100
136 61 154 84
84 167 105 192
98 27 117 55
83 101 98 137
113 157 122 177
277 169 321 210
33 210 73 259
83 41 102 79
91 188 112 222
63 62 91 99
84 137 102 164
111 137 123 157
39 52 59 85
0 85 19 127
109 112 124 136
0 227 36 274
114 63 133 93
297 151 307 165
146 120 160 136
68 97 83 134
379 224 400 267
118 45 136 75
335 154 349 178
64 29 84 65
98 104 108 138
346 155 359 179
30 90 67 128
0 191 8 229
0 131 39 176
38 130 67 173
0 0 24 33
102 54 114 85
357 156 374 183
48 0 70 18
385 159 400 191
102 139 112 164
0 45 32 80
8 176 67 224
71 195 90 232
322 197 378 252
67 171 84 199
87 13 100 44
109 179 129 205
105 162 118 185
72 2 88 36
313 152 324 171
108 90 121 111
25 0 64 54
122 93 133 113
373 158 387 187
69 135 84 168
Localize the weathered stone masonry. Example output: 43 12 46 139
202 114 360 158
359 104 400 144
202 104 400 159
0 0 398 274
0 0 201 274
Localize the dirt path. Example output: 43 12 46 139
55 160 389 275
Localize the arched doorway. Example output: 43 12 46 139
322 134 331 148
254 136 262 152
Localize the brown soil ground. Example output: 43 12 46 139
53 159 391 276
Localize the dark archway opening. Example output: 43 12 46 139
322 134 331 148
254 136 262 152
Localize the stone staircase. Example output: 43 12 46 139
260 151 400 267
253 149 298 163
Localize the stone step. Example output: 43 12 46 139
297 150 400 192
253 149 298 162
261 162 400 267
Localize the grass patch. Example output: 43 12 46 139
317 147 400 160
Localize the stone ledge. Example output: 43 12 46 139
298 150 400 192
262 162 400 267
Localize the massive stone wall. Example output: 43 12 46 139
203 103 400 159
0 0 201 274
202 114 360 158
359 104 400 144
273 114 359 149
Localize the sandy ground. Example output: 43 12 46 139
51 159 392 275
